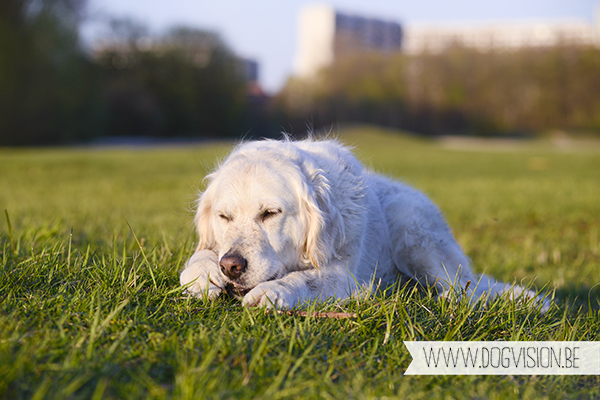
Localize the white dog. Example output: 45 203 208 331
180 138 545 309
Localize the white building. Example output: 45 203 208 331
294 4 600 77
294 4 402 78
403 16 600 54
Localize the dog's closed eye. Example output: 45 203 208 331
218 213 232 222
261 209 282 222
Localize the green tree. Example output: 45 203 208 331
0 0 102 145
96 22 250 138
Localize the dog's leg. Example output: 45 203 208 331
242 263 360 309
180 249 225 299
394 239 477 298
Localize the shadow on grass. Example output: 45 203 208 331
553 284 600 311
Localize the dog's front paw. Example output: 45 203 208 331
242 281 299 309
180 250 223 300
181 273 222 300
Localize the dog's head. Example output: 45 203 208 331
194 140 345 295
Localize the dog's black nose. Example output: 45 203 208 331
219 252 247 280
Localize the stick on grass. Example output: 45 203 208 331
271 310 358 319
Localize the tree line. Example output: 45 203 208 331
2 0 600 145
275 44 600 136
0 0 267 146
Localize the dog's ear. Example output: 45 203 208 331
194 188 217 251
301 167 345 269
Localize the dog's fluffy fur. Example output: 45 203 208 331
180 138 544 309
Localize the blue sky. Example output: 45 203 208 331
82 0 600 93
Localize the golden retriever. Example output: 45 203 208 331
180 138 546 309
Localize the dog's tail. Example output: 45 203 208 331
470 274 552 313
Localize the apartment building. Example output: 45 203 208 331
294 4 600 77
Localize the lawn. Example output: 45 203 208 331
1 126 599 399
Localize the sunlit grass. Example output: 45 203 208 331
1 127 599 399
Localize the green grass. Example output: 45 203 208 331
1 127 599 399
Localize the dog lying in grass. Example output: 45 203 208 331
180 138 547 309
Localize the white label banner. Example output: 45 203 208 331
404 341 600 375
